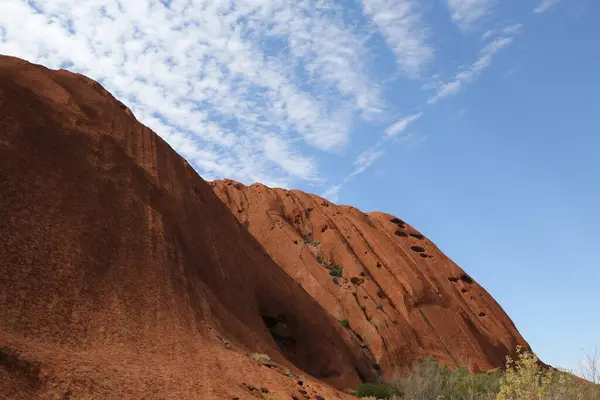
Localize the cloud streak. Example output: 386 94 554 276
534 0 560 13
428 36 515 103
385 112 423 138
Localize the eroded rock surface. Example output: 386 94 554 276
0 56 373 399
211 179 532 379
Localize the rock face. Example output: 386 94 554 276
211 179 533 379
0 56 376 399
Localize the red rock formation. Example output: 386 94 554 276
0 56 377 399
211 179 533 379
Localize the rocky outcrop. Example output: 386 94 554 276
0 56 375 399
211 179 532 379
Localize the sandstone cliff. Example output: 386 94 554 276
211 179 532 380
0 55 375 399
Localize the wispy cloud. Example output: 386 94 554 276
385 112 423 138
322 184 342 203
445 0 493 30
428 36 514 103
361 0 433 76
324 110 423 199
0 0 380 188
534 0 560 13
263 136 319 182
349 144 386 177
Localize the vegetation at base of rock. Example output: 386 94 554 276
351 349 600 399
376 303 383 310
329 265 343 277
339 319 350 328
354 382 397 398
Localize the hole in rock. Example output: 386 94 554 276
461 288 468 293
410 246 425 253
354 366 366 382
419 253 428 258
448 277 459 282
460 274 474 284
261 314 298 360
395 230 408 237
351 277 365 286
390 218 406 227
478 312 487 317
410 233 424 239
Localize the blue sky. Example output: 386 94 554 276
1 0 598 373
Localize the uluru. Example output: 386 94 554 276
0 55 375 399
210 180 532 378
2 55 596 399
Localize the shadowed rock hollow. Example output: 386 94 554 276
0 56 377 399
211 180 533 379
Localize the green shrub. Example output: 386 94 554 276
329 265 343 277
376 303 383 310
355 383 397 398
339 319 350 328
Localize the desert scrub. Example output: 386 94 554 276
354 382 397 398
376 303 383 310
249 353 271 363
339 319 350 328
497 346 590 400
329 265 343 277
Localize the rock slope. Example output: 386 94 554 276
211 179 533 379
0 55 376 399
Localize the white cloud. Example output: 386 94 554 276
534 0 560 13
385 112 422 138
0 0 381 187
322 184 342 203
263 136 319 181
428 36 514 103
361 0 433 76
349 144 385 178
445 0 492 30
503 24 523 35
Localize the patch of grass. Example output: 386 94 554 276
249 353 272 363
376 303 383 310
339 319 350 328
354 383 397 398
316 256 327 266
329 265 343 277
304 238 320 246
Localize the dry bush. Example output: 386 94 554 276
497 346 599 400
352 347 600 400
